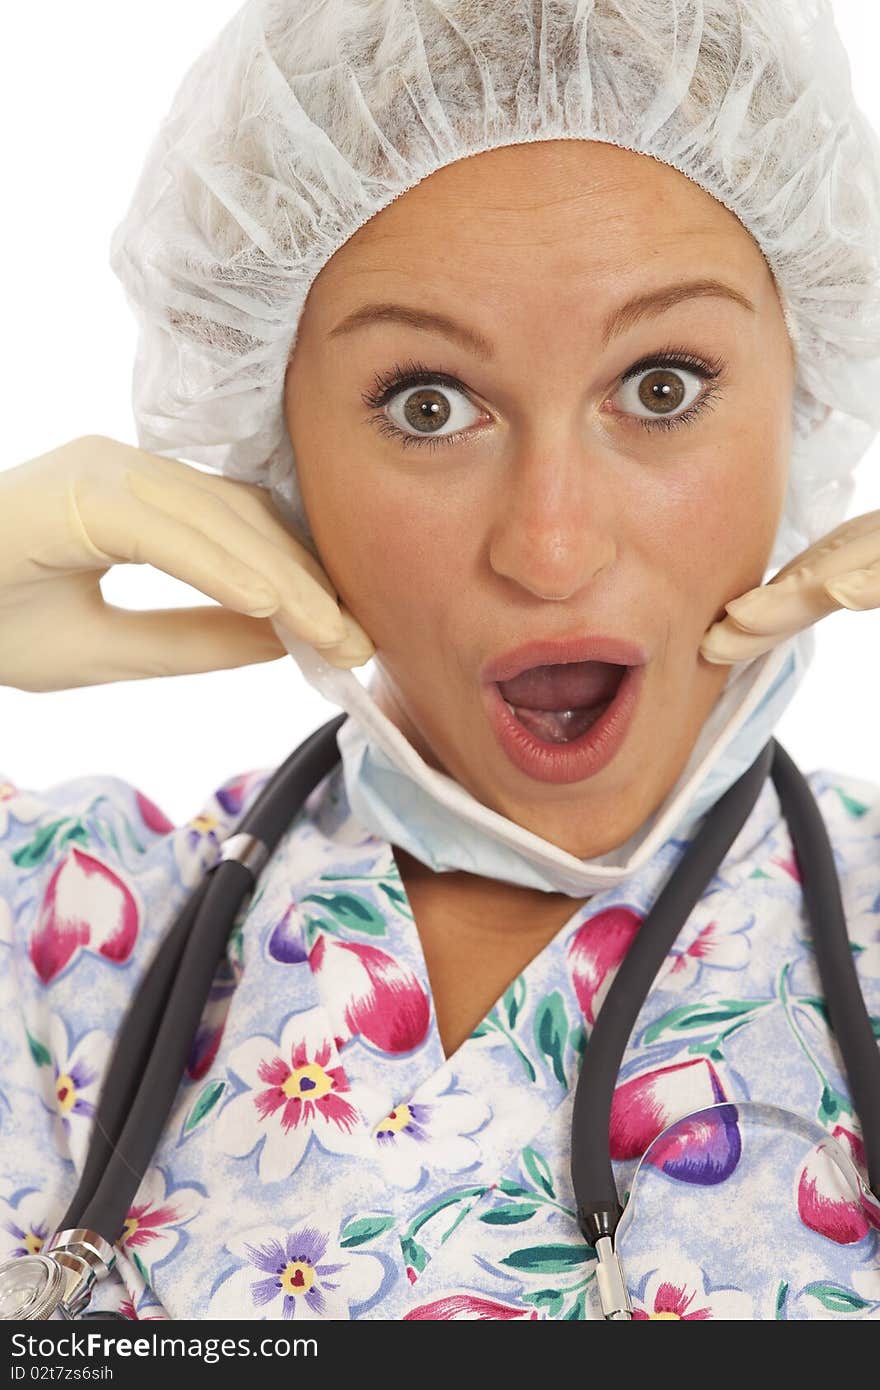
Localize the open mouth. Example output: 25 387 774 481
495 660 627 745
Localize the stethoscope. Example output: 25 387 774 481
1 718 878 1321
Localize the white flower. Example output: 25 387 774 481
372 1071 490 1190
37 1013 110 1166
631 1256 754 1320
0 1188 64 1260
118 1166 202 1275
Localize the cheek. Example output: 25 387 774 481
296 444 466 651
657 443 788 616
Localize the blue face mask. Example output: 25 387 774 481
272 621 815 897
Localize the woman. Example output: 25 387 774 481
1 0 880 1321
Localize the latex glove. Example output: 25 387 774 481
700 510 880 665
0 435 375 692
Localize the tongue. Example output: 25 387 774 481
496 660 624 710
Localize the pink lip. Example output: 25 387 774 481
480 634 649 686
482 662 645 785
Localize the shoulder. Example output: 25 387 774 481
804 765 880 861
0 764 273 984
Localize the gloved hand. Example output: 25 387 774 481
0 435 375 692
700 510 880 665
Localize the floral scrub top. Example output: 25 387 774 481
0 747 879 1323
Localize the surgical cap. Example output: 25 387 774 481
109 0 880 574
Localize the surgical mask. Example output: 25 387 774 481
271 619 815 897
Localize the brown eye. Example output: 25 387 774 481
402 387 452 434
637 368 686 414
614 365 704 422
385 382 483 441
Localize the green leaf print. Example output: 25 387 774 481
534 990 569 1087
123 819 147 855
802 1281 872 1313
12 818 73 868
775 1281 789 1319
563 1290 588 1319
833 787 869 819
522 1147 555 1199
523 1288 566 1317
496 1179 532 1197
182 1079 226 1137
131 1250 150 1284
300 890 387 937
400 1234 429 1275
504 976 527 1031
377 881 412 916
339 1214 396 1248
89 817 121 855
818 1083 852 1125
642 998 770 1045
501 1244 591 1274
26 1031 51 1068
57 822 89 851
479 1203 539 1225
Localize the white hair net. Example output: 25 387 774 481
108 0 880 572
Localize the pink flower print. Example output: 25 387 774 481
119 1167 202 1274
567 907 641 1026
610 1058 741 1184
656 916 751 992
631 1260 752 1319
38 1014 110 1165
29 847 140 983
309 934 430 1054
215 1009 374 1182
207 1215 385 1320
404 1293 539 1320
797 1124 880 1245
118 1295 168 1321
213 770 271 820
0 1189 63 1261
134 791 174 835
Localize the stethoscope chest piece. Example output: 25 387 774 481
0 1253 66 1320
0 1229 116 1320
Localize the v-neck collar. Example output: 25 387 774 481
293 758 782 1129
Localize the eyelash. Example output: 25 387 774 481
361 347 726 452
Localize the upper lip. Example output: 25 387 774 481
481 634 649 685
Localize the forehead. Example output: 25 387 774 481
313 139 771 305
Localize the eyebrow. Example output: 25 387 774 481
327 279 757 360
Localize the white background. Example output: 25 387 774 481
0 1 877 823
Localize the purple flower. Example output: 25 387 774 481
247 1227 345 1318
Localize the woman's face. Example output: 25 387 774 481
284 140 795 859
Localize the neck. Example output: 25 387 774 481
392 845 590 935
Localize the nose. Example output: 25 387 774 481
487 439 619 601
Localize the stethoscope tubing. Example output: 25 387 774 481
571 737 880 1246
60 713 348 1243
570 739 775 1243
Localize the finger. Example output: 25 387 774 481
823 562 880 611
770 507 880 585
722 571 842 635
306 609 376 667
140 455 339 600
270 611 375 669
699 617 787 665
124 467 347 645
83 604 289 682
